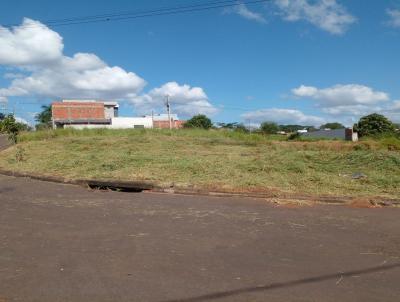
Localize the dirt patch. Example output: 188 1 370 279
0 135 11 151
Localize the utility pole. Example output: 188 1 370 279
165 95 172 130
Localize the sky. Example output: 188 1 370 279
0 0 400 127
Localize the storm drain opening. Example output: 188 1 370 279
86 180 153 193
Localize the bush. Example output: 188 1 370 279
0 114 21 143
288 132 301 140
260 122 279 134
184 115 213 129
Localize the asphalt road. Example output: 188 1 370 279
0 175 399 302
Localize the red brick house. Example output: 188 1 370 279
52 100 118 128
51 100 186 129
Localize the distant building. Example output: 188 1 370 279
52 100 112 128
52 100 185 129
145 114 185 129
301 128 358 142
297 129 308 134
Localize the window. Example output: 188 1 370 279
134 125 145 129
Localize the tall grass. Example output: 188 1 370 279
2 128 399 198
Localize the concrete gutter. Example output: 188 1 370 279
0 169 154 192
0 168 399 207
85 179 155 191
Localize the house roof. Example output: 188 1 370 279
60 100 119 107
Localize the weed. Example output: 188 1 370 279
1 128 399 198
15 146 26 162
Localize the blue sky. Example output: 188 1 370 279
1 0 400 126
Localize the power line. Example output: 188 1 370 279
0 0 270 30
42 0 242 25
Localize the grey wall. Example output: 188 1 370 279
302 129 346 140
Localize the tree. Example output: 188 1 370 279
184 114 213 129
260 122 279 134
35 105 52 130
0 114 21 143
234 123 249 133
320 122 345 130
0 113 5 121
217 122 238 129
355 113 395 137
217 122 249 133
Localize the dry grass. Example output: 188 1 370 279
0 128 399 199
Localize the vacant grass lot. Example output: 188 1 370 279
0 129 399 199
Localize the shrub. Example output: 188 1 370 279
260 122 279 134
184 115 213 129
288 132 301 140
0 114 21 143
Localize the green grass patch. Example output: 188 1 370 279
1 129 399 198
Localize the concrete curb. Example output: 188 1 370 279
0 168 399 207
0 169 84 186
151 187 352 205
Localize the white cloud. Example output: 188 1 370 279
376 101 400 123
15 116 29 125
0 51 146 100
241 108 325 126
0 18 63 66
292 84 389 107
321 104 383 116
392 100 400 110
0 96 7 104
291 84 398 123
228 3 267 23
3 73 25 79
385 101 400 123
131 82 217 117
0 19 146 100
386 9 400 28
0 19 214 117
274 0 356 35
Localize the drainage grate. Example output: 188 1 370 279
86 180 153 193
